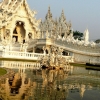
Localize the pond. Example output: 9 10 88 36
0 60 100 100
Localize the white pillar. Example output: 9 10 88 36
10 28 13 42
25 30 29 43
41 31 44 38
33 47 36 53
0 29 4 41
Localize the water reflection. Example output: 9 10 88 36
0 70 31 100
0 61 100 100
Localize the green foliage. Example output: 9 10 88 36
73 30 83 40
95 39 100 43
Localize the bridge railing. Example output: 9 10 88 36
2 50 44 60
62 56 74 62
54 40 100 56
2 50 74 62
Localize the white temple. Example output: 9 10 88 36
0 0 100 64
0 0 40 43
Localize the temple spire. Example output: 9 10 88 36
61 9 64 16
59 9 66 21
48 6 50 13
45 6 52 20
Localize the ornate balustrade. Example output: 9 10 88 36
29 38 100 55
54 40 100 56
2 50 74 62
62 56 74 62
2 37 100 64
2 51 44 60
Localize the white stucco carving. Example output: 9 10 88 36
84 29 89 43
0 0 100 64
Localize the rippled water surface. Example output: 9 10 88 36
0 61 100 100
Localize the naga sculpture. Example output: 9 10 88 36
40 46 70 69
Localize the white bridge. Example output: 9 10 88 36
1 37 100 64
28 38 100 64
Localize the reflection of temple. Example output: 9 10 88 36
0 61 100 99
0 69 32 100
31 66 100 99
31 67 89 99
1 61 41 70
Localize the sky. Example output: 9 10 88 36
27 0 100 41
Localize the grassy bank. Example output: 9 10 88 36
0 57 37 62
70 63 87 67
70 63 100 70
0 68 7 76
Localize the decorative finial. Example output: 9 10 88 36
48 6 50 11
45 6 52 19
62 9 64 14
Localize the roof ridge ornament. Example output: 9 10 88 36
45 6 52 20
84 28 89 43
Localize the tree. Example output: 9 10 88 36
95 39 100 43
73 30 83 40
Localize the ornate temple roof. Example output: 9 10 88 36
45 6 53 20
0 0 40 30
39 6 55 32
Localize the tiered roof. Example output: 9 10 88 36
39 7 72 38
39 6 55 32
0 0 40 30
